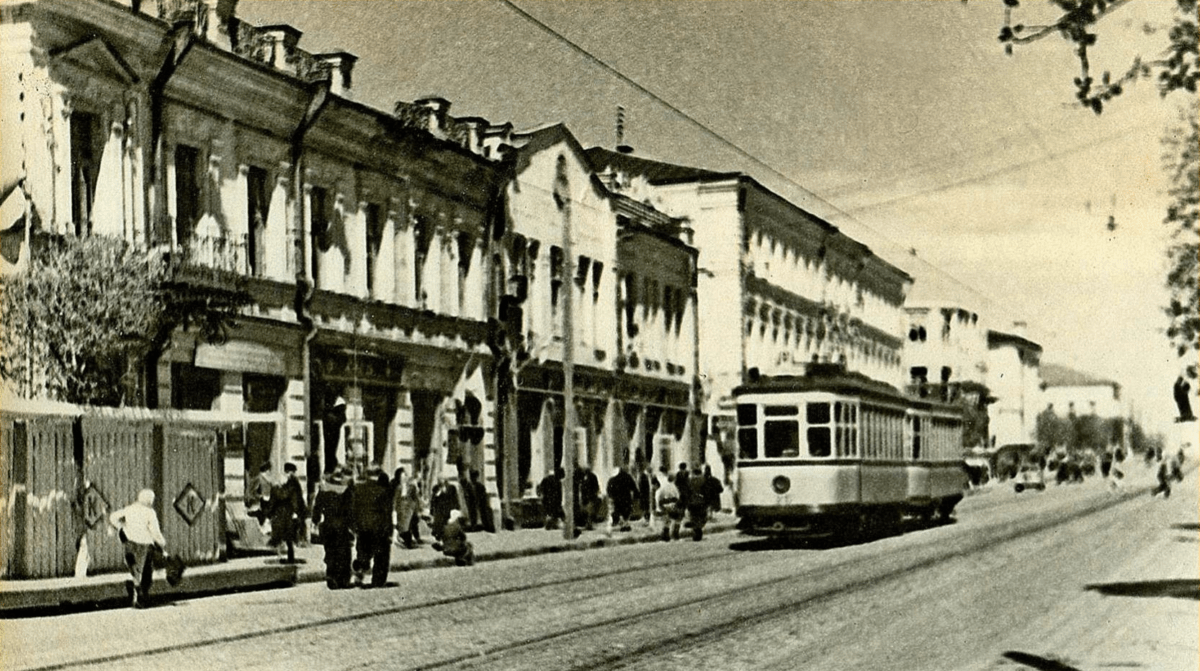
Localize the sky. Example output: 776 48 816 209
238 0 1191 435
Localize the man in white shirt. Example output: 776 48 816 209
109 489 167 608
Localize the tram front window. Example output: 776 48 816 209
764 421 799 458
807 402 832 457
737 404 758 459
738 427 758 459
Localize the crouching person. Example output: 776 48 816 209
439 509 475 566
109 489 167 608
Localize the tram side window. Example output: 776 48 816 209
807 402 831 457
912 415 923 460
764 421 800 458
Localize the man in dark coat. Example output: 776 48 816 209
606 466 637 531
311 470 353 589
429 478 460 540
537 468 564 530
675 462 692 512
469 470 495 533
686 466 709 541
702 465 724 515
580 467 601 530
351 465 392 587
268 463 307 563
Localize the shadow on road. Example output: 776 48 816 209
1170 522 1199 531
1084 579 1199 600
726 516 957 552
1000 650 1083 671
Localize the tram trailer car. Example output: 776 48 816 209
733 366 966 536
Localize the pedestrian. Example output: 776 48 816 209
267 462 307 564
686 466 709 541
312 469 353 589
351 465 393 588
636 466 653 526
675 462 691 512
392 467 423 549
109 488 167 608
246 462 273 524
429 478 460 540
702 464 724 516
537 467 564 530
470 469 496 533
581 466 601 530
606 466 637 532
1151 459 1173 499
655 474 682 541
438 509 475 566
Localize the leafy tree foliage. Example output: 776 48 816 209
0 234 248 407
1163 99 1199 377
994 0 1199 378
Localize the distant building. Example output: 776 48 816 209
986 327 1043 447
1040 363 1122 419
587 147 912 473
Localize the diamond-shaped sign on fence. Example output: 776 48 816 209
173 483 206 526
82 483 109 529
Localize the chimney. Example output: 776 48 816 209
1012 320 1028 337
456 117 488 155
259 24 303 75
314 51 357 98
414 97 451 135
198 0 239 49
481 122 514 159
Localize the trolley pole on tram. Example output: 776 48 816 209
554 160 577 541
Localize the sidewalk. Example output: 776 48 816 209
0 513 739 614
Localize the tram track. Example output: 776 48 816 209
400 481 1151 671
17 480 1151 671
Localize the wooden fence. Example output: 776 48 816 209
1 411 225 580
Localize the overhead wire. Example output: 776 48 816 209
493 0 1096 319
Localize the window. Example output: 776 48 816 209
765 421 799 458
70 112 102 237
737 403 758 426
365 203 384 294
807 402 831 457
738 427 758 459
309 186 330 285
736 402 759 460
174 144 202 245
912 415 923 460
412 215 433 304
550 245 563 319
246 166 269 276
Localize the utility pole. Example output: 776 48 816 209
554 157 576 540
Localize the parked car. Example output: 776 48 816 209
1014 466 1046 493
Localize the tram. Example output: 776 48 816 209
733 365 966 537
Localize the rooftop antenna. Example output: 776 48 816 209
616 105 633 154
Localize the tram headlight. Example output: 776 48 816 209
771 475 791 494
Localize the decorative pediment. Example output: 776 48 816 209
49 37 139 85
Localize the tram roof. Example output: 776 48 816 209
734 365 959 413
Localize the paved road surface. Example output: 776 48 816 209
3 470 1194 671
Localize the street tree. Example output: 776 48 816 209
993 0 1198 377
0 233 248 407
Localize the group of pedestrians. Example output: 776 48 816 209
311 465 487 589
536 462 724 542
